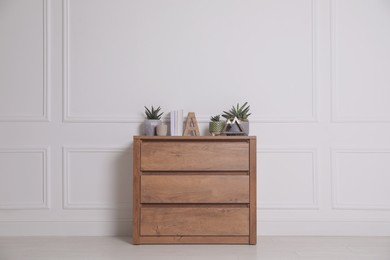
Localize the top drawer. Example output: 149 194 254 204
141 141 249 171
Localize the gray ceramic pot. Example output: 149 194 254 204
144 119 161 136
227 120 249 136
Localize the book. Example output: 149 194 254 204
170 110 183 136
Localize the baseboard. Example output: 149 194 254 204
0 220 389 236
258 221 390 236
0 221 131 236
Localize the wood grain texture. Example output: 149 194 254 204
141 141 249 171
134 136 256 141
249 137 257 245
183 112 200 136
132 136 256 244
138 236 249 244
141 175 249 203
132 138 141 244
141 171 248 175
140 207 249 236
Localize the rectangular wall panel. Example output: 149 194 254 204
332 150 390 209
258 149 317 209
0 0 48 121
63 147 132 209
332 0 390 122
63 0 316 122
251 0 316 122
0 148 48 209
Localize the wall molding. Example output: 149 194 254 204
43 0 50 122
331 148 390 210
62 0 150 123
62 0 318 123
256 148 319 210
0 0 50 122
62 146 132 209
330 0 390 123
0 147 50 209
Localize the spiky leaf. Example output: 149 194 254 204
210 115 221 122
222 102 251 120
144 106 164 120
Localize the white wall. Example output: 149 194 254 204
1 0 390 236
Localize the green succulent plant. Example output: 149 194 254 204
144 106 164 120
210 115 221 122
222 102 251 120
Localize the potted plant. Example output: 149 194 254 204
209 115 225 136
144 106 164 136
222 102 251 135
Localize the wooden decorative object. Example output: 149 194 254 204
183 112 200 136
133 136 257 245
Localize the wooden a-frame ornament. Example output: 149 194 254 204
183 112 200 136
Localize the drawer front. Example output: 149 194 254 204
141 175 249 203
140 207 249 236
141 141 249 171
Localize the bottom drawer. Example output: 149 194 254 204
140 207 249 236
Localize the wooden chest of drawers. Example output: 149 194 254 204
133 136 257 244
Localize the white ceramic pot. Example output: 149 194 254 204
156 123 168 136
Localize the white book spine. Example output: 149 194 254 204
170 110 184 136
175 110 178 136
170 111 175 136
178 110 183 136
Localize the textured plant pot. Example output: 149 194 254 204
227 120 249 136
156 123 168 136
209 121 225 135
144 119 160 136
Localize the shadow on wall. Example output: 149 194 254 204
112 143 133 236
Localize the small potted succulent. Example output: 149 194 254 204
209 115 225 136
144 106 164 136
222 102 251 135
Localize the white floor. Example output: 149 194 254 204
0 236 389 260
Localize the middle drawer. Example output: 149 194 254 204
141 175 249 203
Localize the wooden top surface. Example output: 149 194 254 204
134 136 256 141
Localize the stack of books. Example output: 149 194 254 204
170 110 183 136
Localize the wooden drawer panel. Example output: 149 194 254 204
141 141 249 171
140 207 249 236
141 175 249 203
